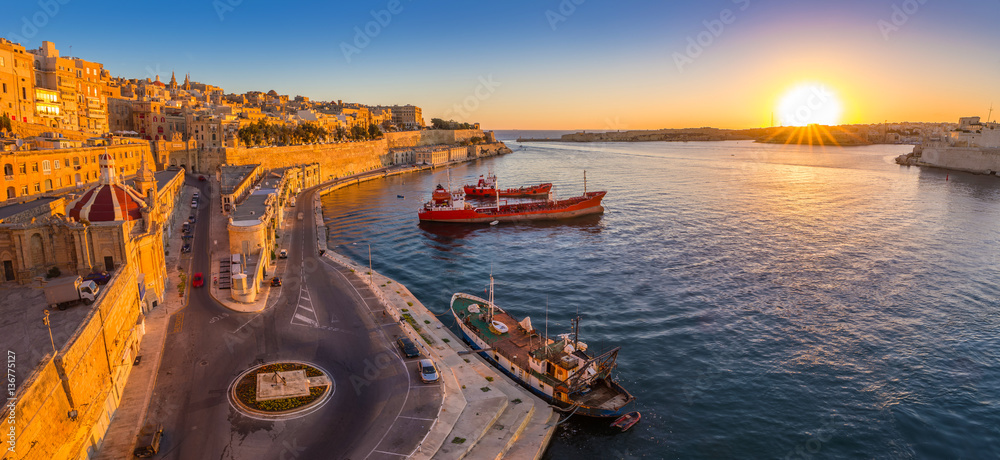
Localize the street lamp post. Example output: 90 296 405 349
352 242 373 287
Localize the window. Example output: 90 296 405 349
33 183 40 193
73 157 79 166
18 164 25 174
3 164 11 176
21 87 26 100
41 161 50 174
43 179 51 191
31 163 38 173
54 160 61 169
21 186 27 195
2 83 5 93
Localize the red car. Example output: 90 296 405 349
192 272 204 287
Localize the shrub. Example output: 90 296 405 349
46 266 61 279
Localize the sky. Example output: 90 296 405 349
4 0 1000 130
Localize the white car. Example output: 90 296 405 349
418 358 439 383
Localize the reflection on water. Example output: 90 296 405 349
321 141 1000 459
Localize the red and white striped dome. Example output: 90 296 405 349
69 151 146 222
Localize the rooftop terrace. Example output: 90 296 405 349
0 279 95 376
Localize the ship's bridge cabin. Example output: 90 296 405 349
529 336 593 382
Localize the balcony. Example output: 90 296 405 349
4 175 13 181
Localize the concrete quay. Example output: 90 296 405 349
313 189 558 459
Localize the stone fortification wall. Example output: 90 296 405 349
384 129 483 149
6 265 142 460
215 129 490 181
222 140 388 182
9 119 90 140
919 146 1000 174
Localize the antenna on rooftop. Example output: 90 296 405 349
988 103 993 123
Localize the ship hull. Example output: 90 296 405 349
420 191 606 223
451 293 629 418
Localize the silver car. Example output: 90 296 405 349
418 358 439 383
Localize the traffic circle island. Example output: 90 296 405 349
228 361 334 420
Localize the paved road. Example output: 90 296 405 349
144 179 442 459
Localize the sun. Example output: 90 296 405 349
777 83 843 127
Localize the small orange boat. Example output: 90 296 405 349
611 411 641 432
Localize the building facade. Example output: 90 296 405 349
0 38 36 125
2 140 153 203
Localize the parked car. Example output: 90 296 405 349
198 175 206 181
83 271 112 285
192 272 204 287
133 424 163 458
417 358 439 383
181 244 191 253
270 277 281 287
278 249 288 259
190 199 198 208
396 337 420 358
188 215 196 223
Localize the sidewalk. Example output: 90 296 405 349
95 183 198 460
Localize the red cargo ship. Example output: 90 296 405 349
463 173 553 198
418 185 606 223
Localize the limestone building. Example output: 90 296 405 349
0 38 36 125
0 150 182 459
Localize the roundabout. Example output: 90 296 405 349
227 361 335 420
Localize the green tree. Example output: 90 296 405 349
367 123 382 139
0 114 12 134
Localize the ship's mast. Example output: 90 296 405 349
572 305 580 349
543 295 550 358
583 170 587 195
488 268 495 321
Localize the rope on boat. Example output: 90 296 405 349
556 402 583 425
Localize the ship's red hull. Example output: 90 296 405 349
419 191 606 223
463 183 553 198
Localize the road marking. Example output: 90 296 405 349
397 415 435 421
171 312 185 334
371 450 408 457
289 283 322 328
293 313 316 325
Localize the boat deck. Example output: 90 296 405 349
453 295 562 388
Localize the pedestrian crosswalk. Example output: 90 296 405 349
290 285 319 327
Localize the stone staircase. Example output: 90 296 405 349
430 350 556 460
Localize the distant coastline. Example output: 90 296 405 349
518 125 879 146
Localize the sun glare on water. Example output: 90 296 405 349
777 83 843 127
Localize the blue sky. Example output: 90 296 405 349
5 0 1000 129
